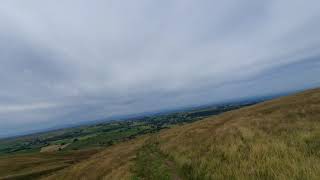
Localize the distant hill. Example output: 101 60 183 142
43 88 320 179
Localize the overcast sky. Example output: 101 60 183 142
1 0 320 137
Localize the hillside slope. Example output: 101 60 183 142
45 88 320 180
44 137 147 180
158 88 320 179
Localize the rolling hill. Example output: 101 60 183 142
42 88 320 180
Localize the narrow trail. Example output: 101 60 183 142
165 159 182 180
131 136 184 180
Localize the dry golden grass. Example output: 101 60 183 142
43 136 148 180
158 88 320 179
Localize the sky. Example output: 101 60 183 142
1 0 320 137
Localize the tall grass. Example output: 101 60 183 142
158 88 320 179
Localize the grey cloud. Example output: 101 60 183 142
0 0 320 137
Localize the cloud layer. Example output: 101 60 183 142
1 0 320 137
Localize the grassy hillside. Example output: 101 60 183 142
44 137 148 180
42 88 320 180
1 88 319 179
157 88 320 179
